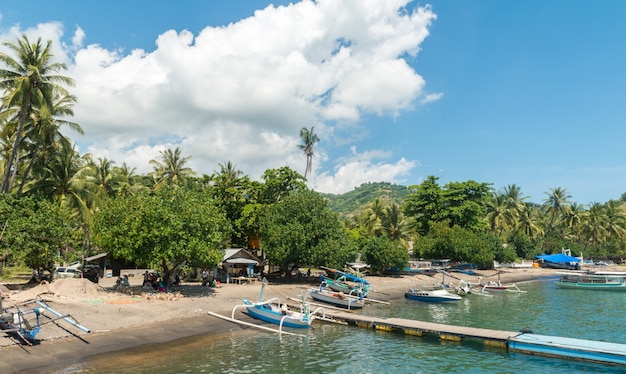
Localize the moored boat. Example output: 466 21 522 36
404 286 462 302
242 298 319 328
309 288 365 309
555 271 626 291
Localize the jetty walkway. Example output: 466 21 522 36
323 310 626 366
324 309 518 348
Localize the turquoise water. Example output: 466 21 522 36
73 277 624 373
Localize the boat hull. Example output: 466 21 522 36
555 282 626 291
555 272 626 291
244 302 311 329
310 291 364 309
404 289 461 302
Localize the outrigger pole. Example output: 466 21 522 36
35 300 91 333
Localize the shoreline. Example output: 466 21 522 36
0 268 561 373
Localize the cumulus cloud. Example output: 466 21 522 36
0 0 436 188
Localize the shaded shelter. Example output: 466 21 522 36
221 248 260 283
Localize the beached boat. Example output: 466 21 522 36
555 271 626 291
309 288 365 309
322 267 371 297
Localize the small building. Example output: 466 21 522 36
220 248 260 283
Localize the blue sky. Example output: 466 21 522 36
1 0 625 205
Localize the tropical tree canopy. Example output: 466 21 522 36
93 187 231 282
260 190 355 272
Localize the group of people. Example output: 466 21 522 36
143 271 166 292
201 269 218 287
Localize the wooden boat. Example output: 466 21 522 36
555 271 626 291
231 279 327 330
309 288 365 310
241 298 319 328
478 272 526 293
322 267 371 297
0 297 90 345
404 286 462 302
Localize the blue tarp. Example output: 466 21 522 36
535 253 581 263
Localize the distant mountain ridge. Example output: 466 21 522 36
321 182 411 218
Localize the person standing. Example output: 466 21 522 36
202 269 209 287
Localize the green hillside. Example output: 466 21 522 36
321 182 411 218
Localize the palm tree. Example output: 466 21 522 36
378 204 413 248
297 126 319 178
113 162 145 196
215 161 243 187
517 204 544 239
0 35 74 193
92 157 117 197
149 147 196 189
581 203 608 247
603 200 626 241
542 187 572 230
16 91 82 196
363 198 385 234
485 192 512 236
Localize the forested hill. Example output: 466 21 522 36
321 182 411 217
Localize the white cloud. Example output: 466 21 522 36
312 146 418 194
0 0 436 186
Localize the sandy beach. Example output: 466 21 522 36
0 268 557 373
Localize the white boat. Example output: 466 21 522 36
404 286 462 302
555 271 626 291
309 288 365 309
478 272 526 293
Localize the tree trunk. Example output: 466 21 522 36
1 90 32 193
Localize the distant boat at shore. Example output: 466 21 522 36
555 271 626 291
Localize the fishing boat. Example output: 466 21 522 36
404 285 462 302
321 267 371 297
309 286 365 310
240 298 320 328
0 297 90 345
555 271 626 291
232 279 327 330
478 272 526 293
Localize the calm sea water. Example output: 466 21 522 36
65 277 625 374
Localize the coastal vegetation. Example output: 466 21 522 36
0 35 625 280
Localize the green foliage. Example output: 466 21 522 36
403 176 491 235
0 195 71 275
260 166 308 203
260 190 355 271
361 235 409 274
322 182 410 218
415 223 499 268
93 187 231 279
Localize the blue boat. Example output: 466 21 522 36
509 333 626 366
232 279 327 331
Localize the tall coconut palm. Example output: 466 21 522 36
378 204 413 247
149 147 196 189
16 91 82 196
517 204 544 239
0 35 74 193
542 187 572 230
215 161 243 187
603 200 626 241
485 192 513 236
113 162 145 196
297 126 319 178
581 202 608 247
